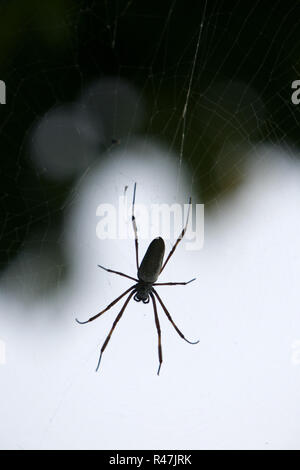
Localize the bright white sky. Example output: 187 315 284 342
1 142 300 450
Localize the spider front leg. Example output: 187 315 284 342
96 290 135 371
75 285 136 324
150 292 163 375
153 289 199 345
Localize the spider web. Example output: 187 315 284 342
1 0 300 297
1 0 300 450
0 1 298 296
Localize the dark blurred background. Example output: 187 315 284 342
1 0 300 292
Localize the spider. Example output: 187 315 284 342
76 183 199 375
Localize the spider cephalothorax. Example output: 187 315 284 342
133 283 152 303
76 184 199 375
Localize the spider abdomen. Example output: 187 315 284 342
138 237 165 283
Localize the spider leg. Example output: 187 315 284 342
153 289 199 345
96 290 135 371
154 278 196 286
75 285 136 324
150 292 163 376
98 264 138 282
132 182 139 270
160 196 191 273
